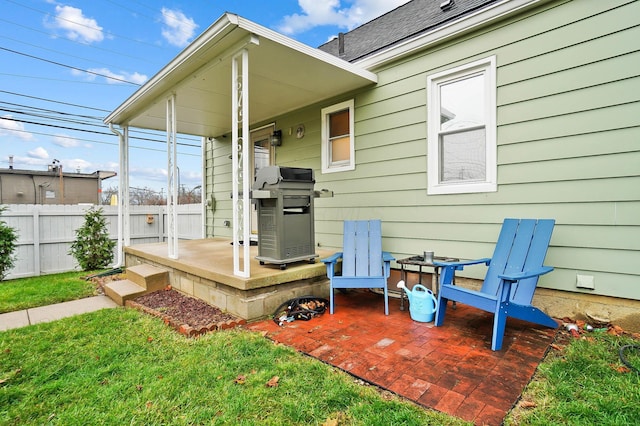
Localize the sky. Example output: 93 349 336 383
0 0 411 195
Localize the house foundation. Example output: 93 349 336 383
123 238 331 321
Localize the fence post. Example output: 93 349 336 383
33 206 41 276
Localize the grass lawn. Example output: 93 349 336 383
0 271 98 313
505 332 640 425
0 308 462 425
2 272 639 425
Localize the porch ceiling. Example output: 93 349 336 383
104 13 378 137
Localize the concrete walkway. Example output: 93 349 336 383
0 296 117 331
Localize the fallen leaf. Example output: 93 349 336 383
251 369 257 375
265 376 279 387
4 348 10 353
146 401 153 409
520 400 537 409
157 375 163 380
165 285 172 291
608 325 624 336
550 343 562 351
614 365 631 374
136 385 143 391
147 336 154 342
234 374 246 385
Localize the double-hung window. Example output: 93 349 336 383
427 56 497 194
321 99 355 173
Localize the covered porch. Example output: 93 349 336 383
104 12 377 279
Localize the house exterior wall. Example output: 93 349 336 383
206 0 640 302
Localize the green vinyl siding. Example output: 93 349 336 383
204 0 640 301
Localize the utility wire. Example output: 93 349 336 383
4 0 168 52
0 94 201 144
3 116 200 148
0 127 200 157
0 17 162 66
0 90 110 112
0 46 141 85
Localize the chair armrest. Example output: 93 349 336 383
382 251 395 263
498 266 554 281
321 252 343 264
433 258 491 269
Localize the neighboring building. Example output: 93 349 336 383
106 0 640 326
0 163 116 204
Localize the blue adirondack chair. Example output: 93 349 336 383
434 218 558 351
322 220 395 315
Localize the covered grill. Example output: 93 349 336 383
252 166 318 269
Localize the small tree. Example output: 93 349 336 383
69 207 116 271
0 207 18 280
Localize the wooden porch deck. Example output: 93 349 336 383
124 238 334 320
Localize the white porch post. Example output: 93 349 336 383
121 126 130 248
231 48 251 278
166 94 179 259
112 124 130 268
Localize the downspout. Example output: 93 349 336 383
109 123 124 268
201 136 206 239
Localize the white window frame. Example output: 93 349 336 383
321 99 355 174
427 56 497 195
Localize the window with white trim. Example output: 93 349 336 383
321 99 355 173
427 56 497 194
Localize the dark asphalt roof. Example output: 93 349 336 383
318 0 499 62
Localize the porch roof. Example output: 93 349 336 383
104 13 378 137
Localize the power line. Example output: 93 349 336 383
4 0 169 53
2 116 201 148
0 46 141 85
0 127 200 157
0 90 110 113
0 93 202 144
0 17 162 66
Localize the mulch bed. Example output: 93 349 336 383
126 288 246 337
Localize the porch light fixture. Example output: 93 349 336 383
270 130 282 146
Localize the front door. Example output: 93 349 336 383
250 125 275 235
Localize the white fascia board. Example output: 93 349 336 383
356 0 552 70
235 16 378 84
104 13 238 125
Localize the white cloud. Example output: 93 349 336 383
279 0 411 35
48 5 104 44
52 134 80 148
160 7 198 48
66 158 92 172
0 115 34 141
28 147 49 160
71 67 148 85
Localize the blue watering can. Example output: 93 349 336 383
397 281 438 323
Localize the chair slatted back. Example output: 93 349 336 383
481 218 555 303
342 220 383 278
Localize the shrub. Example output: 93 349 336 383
69 207 116 271
0 207 18 280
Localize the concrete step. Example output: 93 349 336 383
104 279 146 306
126 264 169 292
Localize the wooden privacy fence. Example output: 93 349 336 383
1 204 203 279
